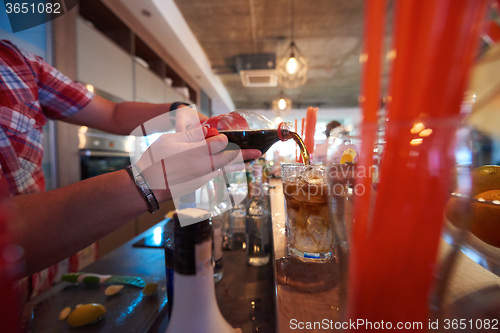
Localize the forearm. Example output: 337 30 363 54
111 102 172 135
111 101 208 135
65 96 208 136
10 170 171 276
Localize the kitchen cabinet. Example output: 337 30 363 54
76 16 194 105
165 84 191 104
135 63 166 104
76 17 134 101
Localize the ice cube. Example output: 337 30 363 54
301 165 326 184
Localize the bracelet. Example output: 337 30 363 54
126 165 160 213
169 102 190 111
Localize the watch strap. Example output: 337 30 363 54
169 102 190 111
126 165 160 213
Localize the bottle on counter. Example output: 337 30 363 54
201 110 310 163
246 164 271 266
224 169 249 251
196 178 228 283
165 208 233 333
227 200 247 251
211 219 224 284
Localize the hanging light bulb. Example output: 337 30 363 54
277 45 308 89
278 97 287 110
276 0 308 89
285 56 298 75
272 93 292 117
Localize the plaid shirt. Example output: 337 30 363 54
0 40 94 195
0 40 94 299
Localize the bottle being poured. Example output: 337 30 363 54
201 111 310 164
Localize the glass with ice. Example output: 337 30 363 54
282 164 333 262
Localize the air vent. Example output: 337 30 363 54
240 69 278 87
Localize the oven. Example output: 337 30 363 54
79 129 134 180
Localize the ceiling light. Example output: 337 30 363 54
276 0 308 89
272 92 292 117
278 98 287 110
285 57 298 74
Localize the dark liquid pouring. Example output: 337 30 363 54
219 129 310 165
290 132 310 165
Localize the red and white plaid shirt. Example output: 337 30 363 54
0 40 94 299
0 40 94 195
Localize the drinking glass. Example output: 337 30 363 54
281 163 334 262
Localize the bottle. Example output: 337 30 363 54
198 177 228 283
165 208 233 333
246 164 271 266
211 219 224 283
227 200 247 251
201 110 310 164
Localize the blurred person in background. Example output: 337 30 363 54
314 120 342 164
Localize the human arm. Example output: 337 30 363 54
20 44 207 134
62 95 208 135
9 131 260 276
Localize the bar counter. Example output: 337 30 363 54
40 218 276 332
30 179 499 332
268 178 500 332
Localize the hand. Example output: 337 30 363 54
135 126 261 201
171 103 207 132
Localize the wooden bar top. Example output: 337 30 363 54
269 178 500 332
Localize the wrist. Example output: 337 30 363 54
169 102 190 111
137 164 172 204
126 165 159 213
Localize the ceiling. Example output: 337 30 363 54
173 0 383 110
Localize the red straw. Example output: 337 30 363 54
348 0 386 320
304 107 318 156
348 0 490 325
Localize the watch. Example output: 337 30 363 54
169 102 190 111
126 165 159 213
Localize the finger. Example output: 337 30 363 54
210 149 242 171
206 134 228 155
241 149 261 161
175 106 199 133
184 125 205 143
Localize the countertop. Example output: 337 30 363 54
68 218 275 332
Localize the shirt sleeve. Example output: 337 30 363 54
21 49 95 120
